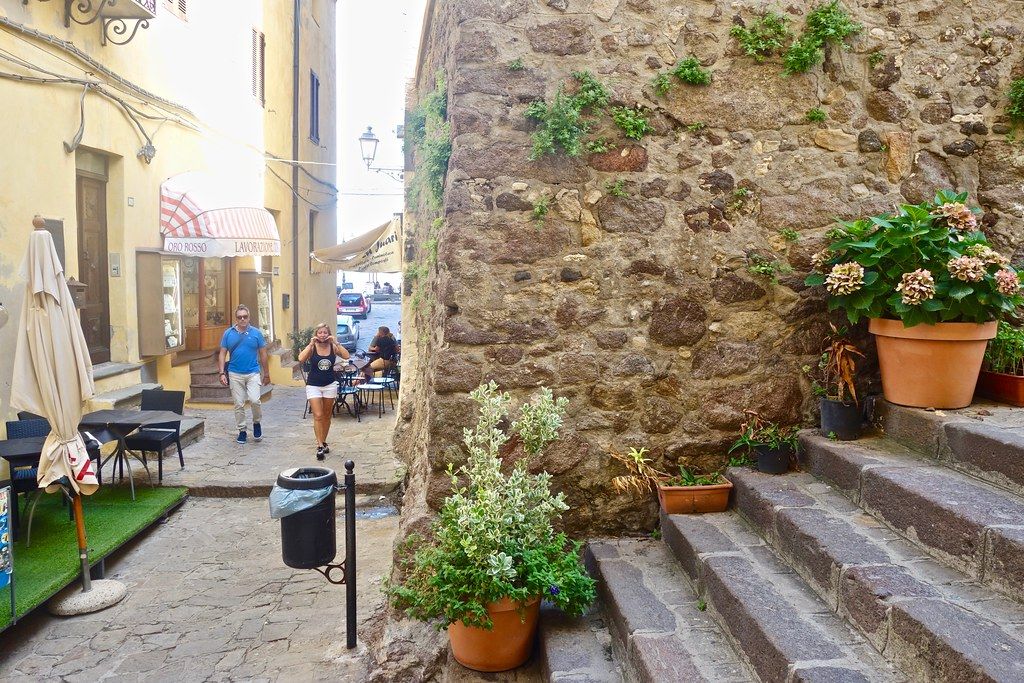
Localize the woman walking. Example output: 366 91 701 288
297 322 349 460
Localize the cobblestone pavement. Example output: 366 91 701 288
141 384 405 498
0 497 399 682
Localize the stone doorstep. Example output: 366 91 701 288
729 468 1024 682
539 601 622 682
92 361 145 381
583 538 751 683
799 432 1024 602
660 513 898 683
90 382 163 410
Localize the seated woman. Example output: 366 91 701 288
297 322 350 460
364 326 398 379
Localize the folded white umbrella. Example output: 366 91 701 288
11 226 98 495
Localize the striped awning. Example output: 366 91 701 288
159 171 280 258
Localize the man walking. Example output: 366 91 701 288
218 304 270 444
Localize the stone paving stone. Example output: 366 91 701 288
944 421 1024 496
0 497 399 680
986 525 1024 597
540 602 621 682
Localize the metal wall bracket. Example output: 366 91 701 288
22 0 152 46
101 16 149 45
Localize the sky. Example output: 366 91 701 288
335 0 429 287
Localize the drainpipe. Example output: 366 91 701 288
291 0 301 331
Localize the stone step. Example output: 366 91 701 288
188 383 273 404
799 432 1024 602
730 467 1024 681
190 373 224 388
90 382 163 410
539 601 623 682
661 512 900 682
189 354 221 373
585 538 751 682
875 400 1024 497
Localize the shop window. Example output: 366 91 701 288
310 70 320 143
252 28 265 106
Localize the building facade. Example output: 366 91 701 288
0 0 337 430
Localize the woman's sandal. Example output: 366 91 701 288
316 445 325 461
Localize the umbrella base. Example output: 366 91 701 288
47 579 127 616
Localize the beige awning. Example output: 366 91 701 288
310 215 402 273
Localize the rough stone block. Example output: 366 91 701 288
702 554 844 683
774 507 889 604
985 526 1024 600
594 559 676 639
730 469 814 533
839 565 938 645
872 400 955 457
944 422 1024 495
792 666 871 683
660 513 735 580
540 604 619 682
888 599 1024 682
628 633 706 683
797 433 878 496
861 467 1024 576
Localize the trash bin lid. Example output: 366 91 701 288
277 466 337 490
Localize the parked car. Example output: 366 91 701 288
336 315 360 351
337 292 371 319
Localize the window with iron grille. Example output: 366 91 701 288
162 0 186 20
251 28 265 106
309 70 320 144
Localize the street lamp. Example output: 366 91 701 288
358 126 403 182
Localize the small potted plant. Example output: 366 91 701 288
611 447 732 514
805 327 864 440
728 411 799 475
976 321 1024 406
805 190 1023 409
388 383 595 673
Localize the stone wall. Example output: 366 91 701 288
395 0 1024 536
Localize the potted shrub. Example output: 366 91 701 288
976 321 1024 406
805 327 864 440
728 411 799 475
610 447 733 514
805 190 1023 409
388 382 595 673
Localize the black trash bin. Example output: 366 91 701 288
276 467 337 569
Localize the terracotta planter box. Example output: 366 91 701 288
657 479 733 514
976 370 1024 407
448 596 540 672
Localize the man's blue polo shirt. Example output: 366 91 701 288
221 326 266 374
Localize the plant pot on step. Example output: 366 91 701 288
869 318 997 409
975 370 1024 407
755 445 793 475
448 596 540 672
658 479 733 514
819 398 862 440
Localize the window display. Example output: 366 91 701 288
161 259 183 350
256 276 273 340
204 259 227 326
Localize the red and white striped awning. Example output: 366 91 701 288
159 171 280 257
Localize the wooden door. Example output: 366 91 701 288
76 175 111 364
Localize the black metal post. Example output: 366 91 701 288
344 460 356 649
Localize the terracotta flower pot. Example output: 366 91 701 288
658 479 733 514
448 596 540 672
976 370 1024 407
869 318 997 409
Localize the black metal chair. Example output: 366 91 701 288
17 411 45 421
368 360 399 410
334 369 362 422
123 389 186 484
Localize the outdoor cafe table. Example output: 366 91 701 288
79 409 184 500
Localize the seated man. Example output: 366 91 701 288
364 326 398 379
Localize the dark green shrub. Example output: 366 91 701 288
671 57 712 85
730 11 791 61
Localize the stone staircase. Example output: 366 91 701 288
542 402 1024 682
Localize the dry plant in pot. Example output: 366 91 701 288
728 411 799 475
611 447 732 514
805 327 864 440
805 190 1023 408
976 321 1024 406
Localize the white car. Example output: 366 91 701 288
335 314 361 351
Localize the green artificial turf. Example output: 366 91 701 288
0 485 187 630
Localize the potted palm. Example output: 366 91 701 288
976 321 1024 406
611 447 732 514
388 382 595 673
728 411 799 474
806 327 864 440
805 190 1023 409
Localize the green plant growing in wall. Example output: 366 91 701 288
780 227 800 242
585 137 614 153
532 195 550 226
747 254 792 283
805 107 827 122
526 71 610 159
686 121 707 134
508 58 525 72
409 72 451 211
783 2 861 75
868 51 885 68
1007 78 1024 123
671 57 712 85
729 11 791 61
729 187 753 214
611 106 652 141
651 71 673 96
605 180 628 197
